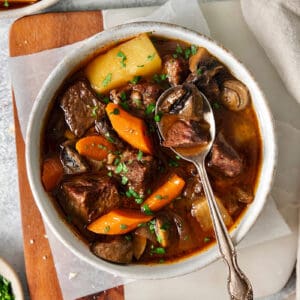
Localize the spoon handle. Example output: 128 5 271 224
195 161 253 300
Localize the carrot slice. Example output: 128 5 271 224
141 173 185 212
42 157 63 192
75 135 115 161
105 103 153 154
87 209 152 235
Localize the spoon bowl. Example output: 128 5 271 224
156 84 253 300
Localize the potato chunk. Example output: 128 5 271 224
85 33 162 93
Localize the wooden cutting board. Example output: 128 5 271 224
9 11 124 300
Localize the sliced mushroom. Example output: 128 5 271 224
220 79 250 111
155 213 178 248
189 47 212 73
133 235 147 260
60 145 89 174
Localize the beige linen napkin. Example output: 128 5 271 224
241 0 300 104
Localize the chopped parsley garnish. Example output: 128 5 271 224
145 103 156 115
133 98 142 108
148 219 156 233
213 102 221 109
137 64 144 68
104 225 111 233
184 48 191 60
124 234 132 241
151 247 166 255
114 157 120 166
204 237 211 243
110 108 120 115
120 102 129 110
175 155 181 160
153 73 168 83
105 132 115 143
121 176 128 185
107 171 113 177
156 234 163 243
160 222 170 231
147 188 152 195
101 96 110 104
154 112 162 122
191 44 198 55
130 75 142 84
117 51 127 68
126 188 143 204
168 159 179 167
120 91 127 101
0 275 14 300
115 162 128 174
158 259 165 263
175 44 183 54
90 105 98 117
102 73 112 87
97 144 107 150
137 222 146 227
120 224 128 230
155 194 164 200
3 0 9 7
197 68 203 75
183 235 190 241
142 204 153 215
137 150 143 161
147 53 156 61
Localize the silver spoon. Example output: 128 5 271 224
156 84 253 300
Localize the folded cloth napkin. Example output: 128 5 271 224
8 0 300 299
241 0 300 104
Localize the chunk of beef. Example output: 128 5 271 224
91 236 133 264
58 173 120 224
95 116 125 149
107 149 156 196
162 55 189 86
208 133 243 177
162 119 209 148
60 80 105 137
109 82 162 116
60 145 89 174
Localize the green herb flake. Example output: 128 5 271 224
153 73 168 84
115 162 127 174
175 155 181 160
184 48 191 60
155 194 164 200
105 133 115 143
160 222 170 231
117 51 127 68
156 234 163 243
137 150 143 161
148 220 156 233
154 112 162 122
130 75 142 84
153 247 166 255
213 102 221 110
158 259 165 263
124 234 132 241
137 222 146 228
114 157 120 166
147 188 152 195
3 0 9 7
147 53 156 61
121 176 128 185
102 73 112 87
145 103 156 115
120 224 128 230
197 68 203 75
104 225 111 233
183 235 190 241
142 204 153 216
102 96 110 104
175 44 183 54
133 98 142 108
120 102 129 110
120 91 127 101
168 159 179 167
90 105 98 118
172 53 178 59
191 44 198 55
137 64 144 68
0 274 14 300
107 171 113 177
204 237 211 243
110 108 120 115
135 197 144 204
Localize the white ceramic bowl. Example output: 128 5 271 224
0 0 58 19
0 257 24 300
26 22 276 279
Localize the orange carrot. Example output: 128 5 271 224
75 135 115 161
87 209 153 235
141 173 185 213
42 157 63 192
105 103 153 154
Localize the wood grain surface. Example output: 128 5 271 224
9 11 124 300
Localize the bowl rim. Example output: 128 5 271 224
25 21 277 279
0 0 59 19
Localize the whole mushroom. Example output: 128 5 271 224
220 79 250 111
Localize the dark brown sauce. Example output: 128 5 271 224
0 1 39 10
41 35 262 265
